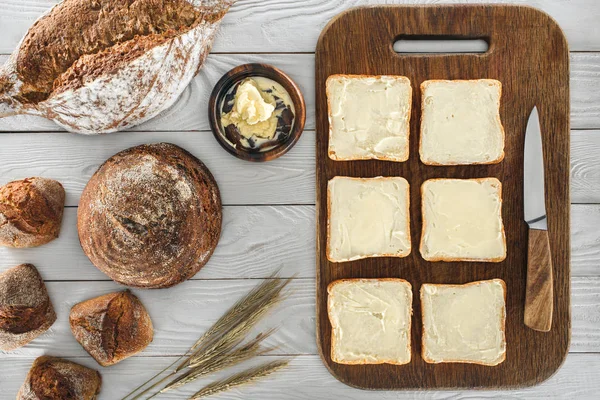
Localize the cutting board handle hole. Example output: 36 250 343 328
393 37 489 54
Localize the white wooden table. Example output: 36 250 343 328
1 1 600 398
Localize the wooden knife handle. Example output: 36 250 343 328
524 228 554 332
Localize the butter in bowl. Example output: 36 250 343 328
209 64 306 161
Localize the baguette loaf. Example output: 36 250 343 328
328 278 412 365
0 0 234 134
17 356 101 400
78 143 222 288
419 79 505 165
0 264 56 351
0 177 65 248
421 279 507 366
70 290 153 366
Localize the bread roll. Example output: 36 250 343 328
0 264 56 351
0 177 65 248
78 143 222 288
17 356 101 399
70 290 153 366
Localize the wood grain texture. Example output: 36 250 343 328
1 0 600 54
571 130 600 203
0 129 597 207
0 207 315 280
0 278 597 359
0 280 315 358
316 5 570 389
1 353 600 399
0 131 315 206
3 205 600 281
0 53 599 133
525 229 554 332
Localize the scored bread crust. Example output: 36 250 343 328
327 278 413 365
420 279 507 366
326 74 412 162
419 177 507 263
419 79 505 166
326 176 411 263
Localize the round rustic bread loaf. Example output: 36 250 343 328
78 143 222 288
0 177 65 248
17 356 101 400
70 290 153 366
0 263 56 351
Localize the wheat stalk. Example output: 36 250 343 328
120 273 292 400
159 330 277 393
189 359 291 399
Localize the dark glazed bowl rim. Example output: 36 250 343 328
208 63 306 162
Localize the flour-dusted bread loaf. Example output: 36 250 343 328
0 0 234 134
421 279 507 366
420 178 506 262
70 290 153 366
327 74 412 161
17 356 101 399
0 264 56 351
78 143 222 288
0 177 65 248
419 79 505 165
327 176 411 262
328 279 412 365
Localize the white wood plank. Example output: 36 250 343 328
0 131 315 206
0 129 598 206
0 53 598 132
0 207 315 280
0 353 599 399
0 278 597 359
1 0 600 54
0 204 597 280
0 279 316 358
572 130 600 203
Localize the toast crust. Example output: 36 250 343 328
420 279 507 366
327 74 412 162
326 176 411 263
419 177 507 263
327 278 413 365
419 79 505 166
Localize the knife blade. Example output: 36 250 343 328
523 106 553 332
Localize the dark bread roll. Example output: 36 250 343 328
70 290 153 366
0 264 56 351
0 177 65 248
17 356 101 400
78 143 222 288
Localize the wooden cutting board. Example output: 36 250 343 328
315 5 570 390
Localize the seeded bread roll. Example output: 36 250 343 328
0 264 56 351
0 177 65 248
77 143 222 289
70 290 153 366
17 356 101 400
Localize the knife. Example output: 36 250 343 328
523 106 553 332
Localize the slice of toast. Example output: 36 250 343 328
327 74 412 162
327 176 411 262
420 178 506 262
421 279 507 366
419 79 505 165
328 278 413 365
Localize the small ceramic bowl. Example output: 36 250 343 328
208 63 306 162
